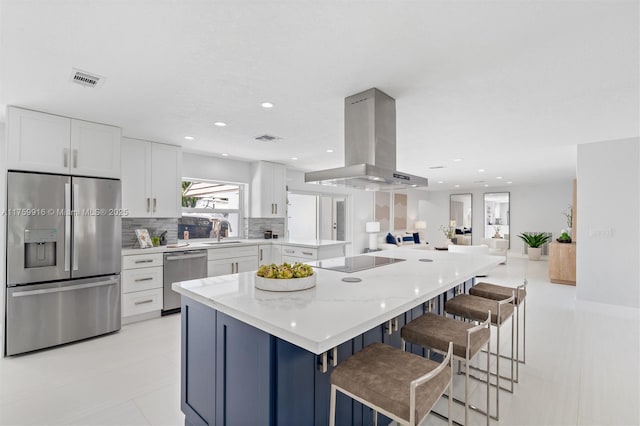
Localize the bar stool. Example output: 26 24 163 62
469 280 527 382
401 311 492 425
444 293 515 420
330 342 454 426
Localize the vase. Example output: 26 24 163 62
527 247 542 261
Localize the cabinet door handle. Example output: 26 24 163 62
134 299 154 305
302 251 313 256
134 259 153 264
73 149 78 168
284 249 294 254
147 198 150 212
274 204 277 215
63 148 69 168
134 277 154 282
153 198 157 213
259 249 263 261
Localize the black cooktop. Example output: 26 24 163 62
312 255 406 273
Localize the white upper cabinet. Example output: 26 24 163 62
121 138 182 218
71 119 121 178
250 161 286 218
7 106 121 178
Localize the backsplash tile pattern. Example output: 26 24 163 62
245 218 285 239
122 218 178 248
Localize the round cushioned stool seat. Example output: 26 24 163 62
331 342 451 423
469 282 526 305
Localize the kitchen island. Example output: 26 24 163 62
172 247 503 426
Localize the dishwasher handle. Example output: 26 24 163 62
165 252 207 261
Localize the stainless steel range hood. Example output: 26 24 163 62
305 88 428 190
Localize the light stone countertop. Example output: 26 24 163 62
172 247 504 354
121 238 349 256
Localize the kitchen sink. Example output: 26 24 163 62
203 241 242 245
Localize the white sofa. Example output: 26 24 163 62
377 231 427 250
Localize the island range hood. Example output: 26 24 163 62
305 88 428 190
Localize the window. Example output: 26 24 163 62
178 179 243 239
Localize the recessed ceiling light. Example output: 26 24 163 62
221 153 229 157
291 157 298 160
437 181 444 184
214 122 227 127
326 149 334 153
453 158 463 162
496 176 503 179
507 181 513 184
183 136 194 140
454 184 460 188
478 169 485 173
484 184 489 187
261 102 274 108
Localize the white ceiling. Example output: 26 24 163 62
1 1 638 191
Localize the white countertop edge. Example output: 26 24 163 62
122 239 349 255
172 255 502 354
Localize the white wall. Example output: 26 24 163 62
182 152 251 184
418 182 574 251
287 193 317 240
1 123 6 352
577 138 639 309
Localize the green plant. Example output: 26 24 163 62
561 205 573 228
439 224 454 239
517 232 551 248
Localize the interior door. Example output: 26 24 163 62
332 197 346 241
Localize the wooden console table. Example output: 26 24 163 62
549 242 576 285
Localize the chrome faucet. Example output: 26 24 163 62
214 219 233 242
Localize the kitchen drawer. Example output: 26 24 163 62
281 255 314 265
208 245 258 261
123 253 163 269
281 246 318 260
122 266 163 293
122 288 163 317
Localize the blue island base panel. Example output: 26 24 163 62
181 278 474 426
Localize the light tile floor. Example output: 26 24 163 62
0 256 638 425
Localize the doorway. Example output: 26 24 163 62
288 193 347 241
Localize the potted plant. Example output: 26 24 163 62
557 229 572 243
517 232 551 261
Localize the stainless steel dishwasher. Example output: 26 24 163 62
162 250 208 315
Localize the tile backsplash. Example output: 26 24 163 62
245 218 285 239
123 217 285 247
122 218 178 248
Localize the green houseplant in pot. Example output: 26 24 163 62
517 232 551 261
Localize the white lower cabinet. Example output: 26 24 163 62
280 244 345 264
122 252 164 323
258 244 283 265
207 246 259 277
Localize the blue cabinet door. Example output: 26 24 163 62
181 298 216 426
216 312 275 426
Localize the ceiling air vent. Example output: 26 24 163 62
69 68 105 88
255 134 282 142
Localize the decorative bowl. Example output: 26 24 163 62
255 274 316 292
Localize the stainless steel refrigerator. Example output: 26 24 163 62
5 171 122 356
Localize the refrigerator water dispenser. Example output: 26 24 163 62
24 229 57 268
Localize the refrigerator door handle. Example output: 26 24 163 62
64 183 71 272
11 279 118 297
72 183 79 271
